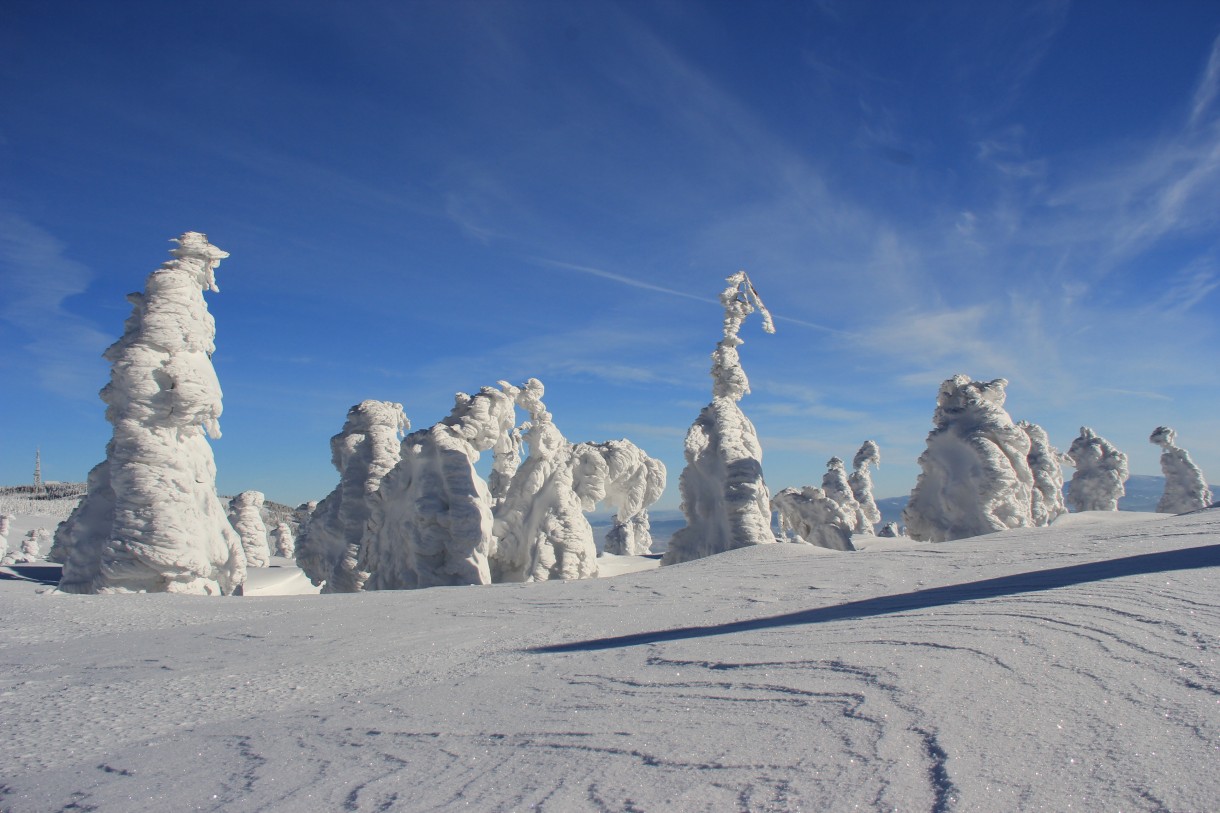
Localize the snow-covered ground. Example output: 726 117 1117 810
0 509 1216 811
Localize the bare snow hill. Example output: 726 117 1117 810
0 509 1216 811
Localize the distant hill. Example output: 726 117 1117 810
876 474 1216 527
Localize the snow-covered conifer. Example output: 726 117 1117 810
772 486 855 551
0 514 10 551
271 522 295 558
228 491 270 569
849 441 882 534
361 383 518 589
1020 421 1069 526
1150 426 1213 514
20 529 46 562
296 400 407 592
903 375 1035 542
822 457 863 532
878 522 900 538
596 442 667 556
1066 427 1128 512
491 379 603 582
663 271 777 565
489 425 523 507
49 232 244 594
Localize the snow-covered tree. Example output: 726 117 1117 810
849 441 882 534
595 441 667 556
491 379 603 582
296 400 407 592
822 457 863 532
270 522 295 558
0 514 11 552
878 522 900 538
1066 427 1128 512
1150 426 1213 514
228 491 270 569
50 232 245 595
903 375 1035 542
293 501 317 540
488 425 523 507
772 486 855 551
361 383 518 589
1020 421 1069 526
20 529 47 562
663 271 777 565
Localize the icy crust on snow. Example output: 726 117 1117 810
295 401 407 593
849 440 882 533
904 375 1035 542
491 380 601 582
49 232 244 595
664 272 776 565
1020 420 1069 526
772 486 855 550
1150 426 1213 514
1067 426 1129 512
228 491 270 569
361 384 518 589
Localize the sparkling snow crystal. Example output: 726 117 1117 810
664 271 777 564
903 375 1035 542
1066 427 1129 512
296 400 407 592
848 440 882 534
1150 426 1213 514
49 232 245 595
1020 421 1069 526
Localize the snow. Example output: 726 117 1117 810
1150 426 1214 514
0 508 1216 811
49 232 244 595
904 375 1035 542
1067 426 1129 512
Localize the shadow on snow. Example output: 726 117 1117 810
532 544 1220 653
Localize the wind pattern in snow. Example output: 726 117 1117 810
1066 426 1129 512
1150 426 1213 514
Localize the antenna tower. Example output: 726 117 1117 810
34 447 43 495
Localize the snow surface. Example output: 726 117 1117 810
0 508 1216 811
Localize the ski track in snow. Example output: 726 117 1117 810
0 510 1217 811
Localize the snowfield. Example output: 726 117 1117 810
0 509 1216 812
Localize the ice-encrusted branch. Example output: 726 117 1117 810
711 270 775 401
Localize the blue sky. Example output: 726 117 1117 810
2 0 1218 509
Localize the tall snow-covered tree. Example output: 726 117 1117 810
822 457 863 532
663 271 777 565
1150 426 1212 514
488 425 523 507
20 529 47 562
50 232 244 595
296 400 407 592
772 486 855 551
904 375 1035 542
270 522 295 558
1066 427 1128 512
1020 421 1069 526
849 441 882 533
361 383 519 589
228 491 270 569
0 514 11 553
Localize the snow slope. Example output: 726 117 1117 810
0 509 1216 811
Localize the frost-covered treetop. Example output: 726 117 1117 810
711 271 775 401
933 374 1009 425
1149 426 1177 450
166 231 230 293
853 440 880 471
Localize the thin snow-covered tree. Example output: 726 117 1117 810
1020 421 1069 526
903 375 1035 542
772 486 855 551
20 529 47 562
0 514 11 553
296 400 407 592
488 425 523 507
228 491 270 569
1150 426 1213 514
270 522 295 558
1066 427 1128 512
663 271 777 565
822 457 863 532
491 379 603 582
361 383 519 589
849 441 882 533
49 232 245 595
596 441 667 556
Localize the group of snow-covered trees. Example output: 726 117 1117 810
44 234 1214 594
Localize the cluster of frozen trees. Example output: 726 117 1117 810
771 443 884 551
1 517 49 566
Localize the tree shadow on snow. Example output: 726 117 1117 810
532 544 1220 653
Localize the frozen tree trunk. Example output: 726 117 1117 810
1020 421 1069 526
849 441 882 533
295 401 407 592
1150 427 1213 514
228 491 270 569
772 486 855 551
1066 427 1128 512
664 271 777 565
491 380 601 582
49 232 244 595
270 522 295 558
361 384 518 589
822 457 863 532
903 375 1035 542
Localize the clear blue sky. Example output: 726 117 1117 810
2 0 1218 509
